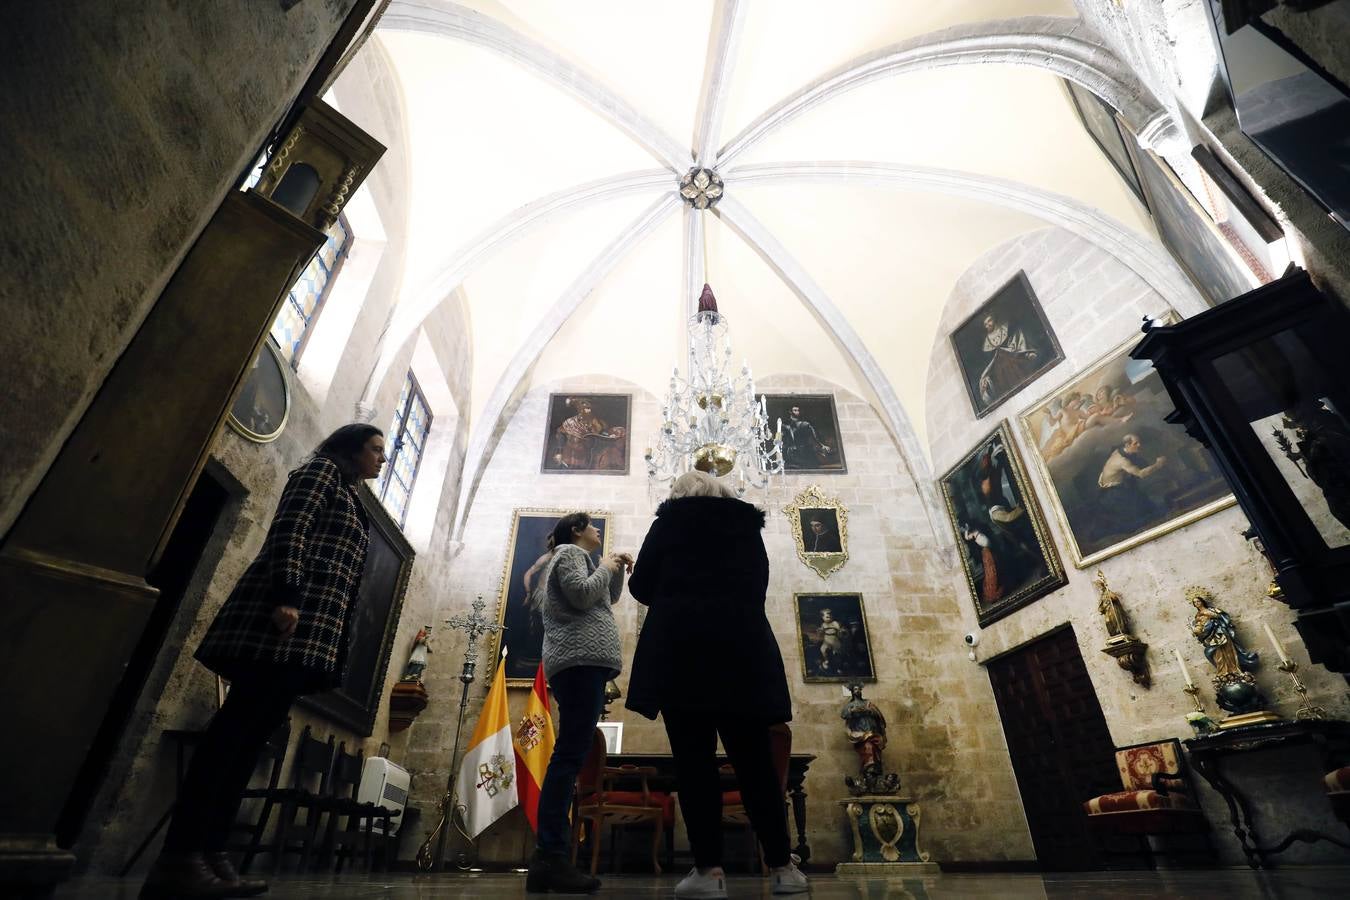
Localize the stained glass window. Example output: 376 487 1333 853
270 215 350 364
378 372 433 527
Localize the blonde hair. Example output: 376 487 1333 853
669 469 739 500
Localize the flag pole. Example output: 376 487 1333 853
416 595 504 872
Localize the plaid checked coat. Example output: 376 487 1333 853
196 456 370 692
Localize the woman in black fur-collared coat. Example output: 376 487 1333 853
626 470 807 897
141 424 385 900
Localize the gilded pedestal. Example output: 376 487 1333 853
834 796 939 876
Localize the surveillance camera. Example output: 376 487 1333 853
964 632 980 647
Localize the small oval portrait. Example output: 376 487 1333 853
227 337 291 443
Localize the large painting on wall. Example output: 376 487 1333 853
299 487 412 735
540 393 630 474
950 271 1065 419
1018 323 1234 567
493 509 610 687
761 394 847 473
1124 141 1258 307
1064 78 1145 204
793 592 876 683
940 422 1067 627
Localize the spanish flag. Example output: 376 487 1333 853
456 650 518 838
512 662 557 832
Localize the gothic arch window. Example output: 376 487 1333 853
378 371 433 527
270 214 351 364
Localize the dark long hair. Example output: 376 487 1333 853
314 423 383 483
548 512 591 551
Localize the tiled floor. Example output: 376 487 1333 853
52 868 1350 899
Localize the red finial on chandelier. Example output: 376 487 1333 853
697 283 719 313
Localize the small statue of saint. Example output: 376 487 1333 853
840 683 900 796
401 624 432 683
1094 570 1129 638
1187 588 1265 715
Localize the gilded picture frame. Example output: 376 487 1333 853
784 484 849 579
1017 320 1235 568
491 508 612 688
940 421 1067 627
793 592 876 683
226 336 291 443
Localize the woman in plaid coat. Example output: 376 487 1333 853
142 424 385 900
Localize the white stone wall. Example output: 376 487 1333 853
926 227 1350 865
411 371 1030 868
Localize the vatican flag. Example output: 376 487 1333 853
456 650 518 838
512 661 557 833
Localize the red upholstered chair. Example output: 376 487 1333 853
1325 766 1350 827
722 723 792 873
1083 738 1212 866
570 729 669 874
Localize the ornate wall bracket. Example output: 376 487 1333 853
1094 570 1151 687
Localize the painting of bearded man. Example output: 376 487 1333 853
951 271 1065 418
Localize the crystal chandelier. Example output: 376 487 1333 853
645 284 783 495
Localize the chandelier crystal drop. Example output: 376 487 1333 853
645 284 783 496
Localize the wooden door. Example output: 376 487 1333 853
987 626 1122 870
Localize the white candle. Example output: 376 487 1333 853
1174 648 1193 688
1262 622 1291 665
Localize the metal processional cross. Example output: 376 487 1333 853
415 595 505 871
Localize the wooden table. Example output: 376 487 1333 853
606 752 817 863
1184 719 1350 868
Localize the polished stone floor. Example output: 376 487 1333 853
53 868 1350 899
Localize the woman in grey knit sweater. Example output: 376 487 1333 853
526 511 632 894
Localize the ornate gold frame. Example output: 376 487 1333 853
792 591 876 683
491 507 612 688
1016 320 1235 568
226 336 291 443
784 484 849 579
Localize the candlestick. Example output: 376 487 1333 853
1262 621 1291 666
1276 658 1327 721
1173 648 1193 688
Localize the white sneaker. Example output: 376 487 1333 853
770 861 810 894
674 866 728 899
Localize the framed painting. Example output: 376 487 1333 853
597 722 624 754
541 393 630 474
493 509 611 687
1123 140 1258 307
299 486 413 735
940 421 1067 627
1064 78 1145 204
1017 322 1234 567
227 336 291 443
950 272 1065 419
784 484 848 578
793 592 876 683
761 394 847 473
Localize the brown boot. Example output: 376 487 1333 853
205 851 269 897
139 852 240 899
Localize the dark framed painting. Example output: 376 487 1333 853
1018 323 1234 567
1123 141 1258 307
950 272 1065 419
1064 78 1145 205
541 393 630 475
762 394 847 473
492 509 611 687
940 421 1067 627
227 336 291 443
299 487 413 735
793 592 876 683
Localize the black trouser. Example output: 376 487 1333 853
662 709 791 870
536 665 609 855
163 675 296 852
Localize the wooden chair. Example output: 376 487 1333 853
1083 738 1213 867
318 743 376 872
232 718 291 874
570 729 666 875
722 723 792 873
268 726 336 873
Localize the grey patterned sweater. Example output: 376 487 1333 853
537 543 624 681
